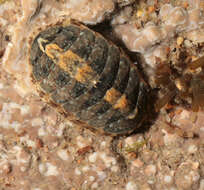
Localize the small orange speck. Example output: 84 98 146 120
164 103 174 110
127 152 137 159
174 108 183 115
165 47 170 54
104 88 121 104
75 65 94 83
148 6 155 13
183 2 189 9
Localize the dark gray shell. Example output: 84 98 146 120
29 21 149 134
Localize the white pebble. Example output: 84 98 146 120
97 171 106 181
89 152 97 163
89 176 95 182
91 182 98 189
100 141 106 148
188 144 198 154
56 123 66 137
20 135 36 148
126 181 138 190
76 136 86 148
100 152 116 167
164 175 172 183
0 83 4 89
169 187 177 190
39 163 46 174
147 179 155 184
82 165 90 172
145 165 157 176
200 127 204 132
38 127 47 136
199 179 204 190
39 163 59 176
31 118 43 127
75 167 81 175
111 165 119 172
190 171 200 182
20 166 26 172
57 149 69 161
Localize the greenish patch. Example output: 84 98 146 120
0 0 10 4
124 140 147 153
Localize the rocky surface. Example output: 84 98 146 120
113 0 204 89
0 0 204 190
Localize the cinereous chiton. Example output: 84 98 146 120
29 20 149 135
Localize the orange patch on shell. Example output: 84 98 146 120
45 43 63 60
44 43 96 86
113 94 129 110
104 88 121 104
75 64 95 84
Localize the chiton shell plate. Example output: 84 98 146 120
29 20 149 134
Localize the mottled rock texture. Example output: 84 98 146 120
0 0 204 190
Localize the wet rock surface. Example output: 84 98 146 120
0 0 204 189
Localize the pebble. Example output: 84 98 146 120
74 167 81 175
199 179 204 190
91 182 98 189
132 159 144 168
188 144 198 154
126 181 138 190
89 176 95 182
89 152 98 163
39 162 59 176
145 164 157 176
57 149 69 161
164 175 173 184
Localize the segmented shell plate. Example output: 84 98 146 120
29 20 149 134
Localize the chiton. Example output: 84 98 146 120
29 20 149 134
